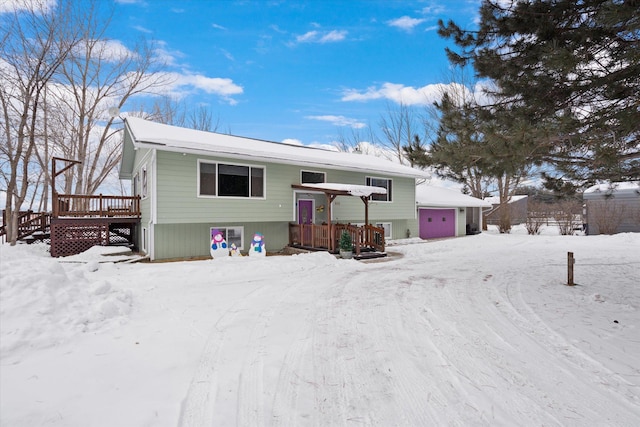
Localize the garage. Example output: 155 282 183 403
419 208 456 239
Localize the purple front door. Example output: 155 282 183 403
298 200 313 225
419 208 456 239
298 199 313 245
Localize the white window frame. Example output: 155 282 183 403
210 226 245 250
141 227 148 253
198 159 266 199
141 165 148 199
300 170 326 184
366 176 392 202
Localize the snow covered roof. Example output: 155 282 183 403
121 117 429 179
294 183 387 197
583 182 640 200
416 185 491 208
484 195 528 205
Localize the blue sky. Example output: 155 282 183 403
111 0 480 146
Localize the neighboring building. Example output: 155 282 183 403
484 195 529 225
118 118 429 260
413 184 491 239
583 182 640 235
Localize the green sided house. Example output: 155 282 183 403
118 117 429 260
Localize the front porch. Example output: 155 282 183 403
288 222 386 258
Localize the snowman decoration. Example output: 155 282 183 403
230 243 242 257
249 232 266 257
210 229 229 258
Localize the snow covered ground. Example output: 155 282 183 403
1 226 639 426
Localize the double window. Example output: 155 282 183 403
210 226 244 250
366 177 392 202
199 160 265 198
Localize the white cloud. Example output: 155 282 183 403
93 39 138 62
341 81 492 107
421 3 446 15
387 16 426 32
153 41 184 66
296 31 319 43
294 30 347 44
161 72 243 105
319 30 347 43
212 23 227 30
133 25 153 34
0 0 55 13
282 138 339 152
341 82 445 105
306 115 366 129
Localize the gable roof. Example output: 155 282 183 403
416 184 491 208
119 117 429 179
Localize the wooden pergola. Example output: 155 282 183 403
291 183 387 252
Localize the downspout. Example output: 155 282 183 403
149 148 158 261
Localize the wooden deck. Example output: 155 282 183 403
288 222 385 256
47 193 142 256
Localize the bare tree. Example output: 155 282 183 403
0 0 81 245
147 95 221 132
53 1 168 196
334 125 378 153
378 102 420 164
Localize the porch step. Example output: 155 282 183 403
353 251 387 260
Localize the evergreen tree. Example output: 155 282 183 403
439 0 640 185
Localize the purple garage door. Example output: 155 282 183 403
419 208 456 239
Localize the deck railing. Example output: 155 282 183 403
289 222 385 254
53 193 141 218
0 210 51 244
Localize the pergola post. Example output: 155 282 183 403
360 196 369 226
327 193 337 251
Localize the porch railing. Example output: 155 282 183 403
289 222 385 254
53 193 141 218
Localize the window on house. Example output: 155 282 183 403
141 166 148 198
210 226 244 250
199 160 265 198
250 167 264 197
200 162 217 196
366 177 392 202
301 170 326 184
375 222 393 239
142 227 147 252
219 164 249 196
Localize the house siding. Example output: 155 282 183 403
153 221 289 259
154 151 416 224
133 150 419 259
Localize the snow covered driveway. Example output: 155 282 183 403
1 231 639 426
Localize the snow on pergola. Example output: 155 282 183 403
293 183 387 197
